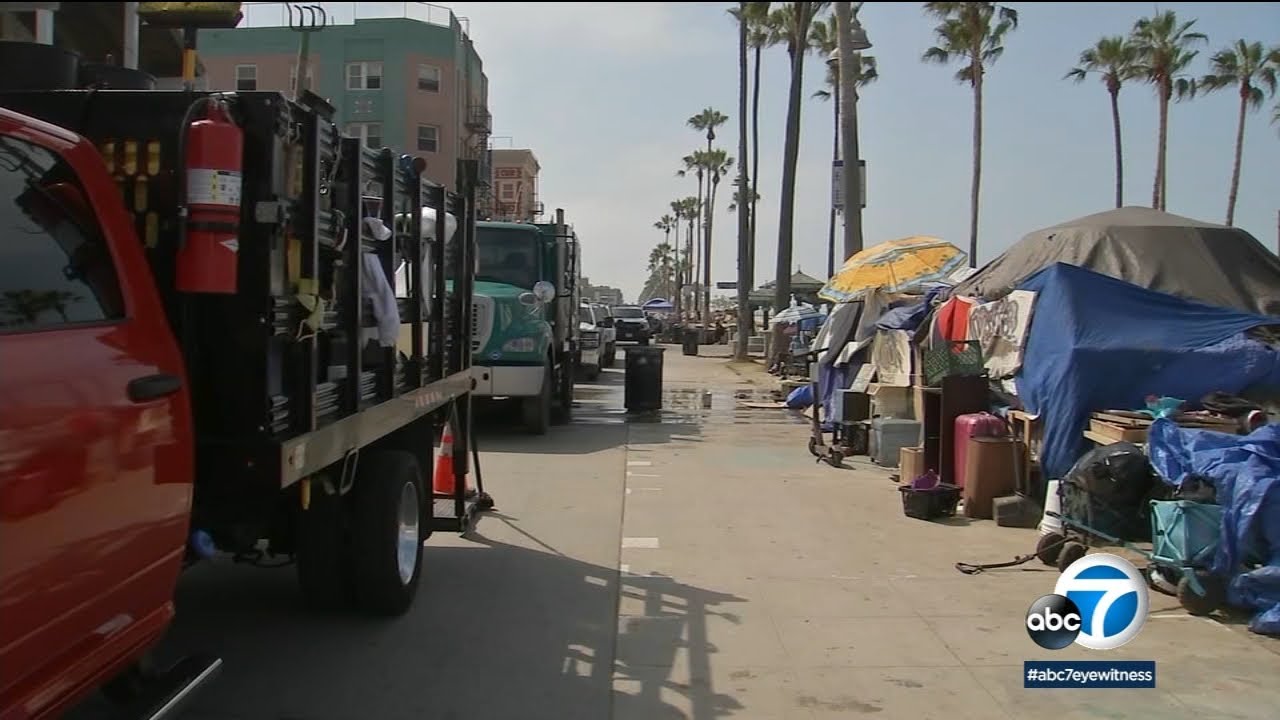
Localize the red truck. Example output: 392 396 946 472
0 87 488 719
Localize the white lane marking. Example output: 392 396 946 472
627 460 652 467
626 472 662 478
622 537 660 549
629 487 663 491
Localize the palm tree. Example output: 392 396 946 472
1200 41 1280 226
687 108 728 321
771 1 828 313
677 154 706 316
745 2 773 287
812 13 877 275
922 2 1018 269
1066 36 1140 209
655 215 677 300
735 1 753 356
677 196 701 315
1130 10 1206 211
701 149 734 323
669 200 686 316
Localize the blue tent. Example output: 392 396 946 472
642 298 674 311
1013 263 1280 480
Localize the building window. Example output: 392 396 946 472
346 61 383 90
500 182 515 200
416 124 438 153
235 64 257 91
0 133 125 331
417 64 441 92
346 122 383 150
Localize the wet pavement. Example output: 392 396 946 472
68 344 1280 720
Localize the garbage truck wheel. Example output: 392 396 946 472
522 363 552 435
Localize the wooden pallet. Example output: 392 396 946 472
1088 409 1238 443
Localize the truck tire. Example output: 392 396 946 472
522 363 552 435
296 477 354 611
350 451 425 616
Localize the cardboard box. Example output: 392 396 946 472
868 382 913 419
899 446 925 484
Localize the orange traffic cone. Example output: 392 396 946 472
433 423 469 497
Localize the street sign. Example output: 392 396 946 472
716 281 738 290
832 159 867 210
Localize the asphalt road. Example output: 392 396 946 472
69 349 660 720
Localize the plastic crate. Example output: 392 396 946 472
899 483 962 520
922 340 985 386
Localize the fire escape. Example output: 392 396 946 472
464 103 493 219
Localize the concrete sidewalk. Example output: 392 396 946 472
614 346 1280 720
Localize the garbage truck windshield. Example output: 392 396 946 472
476 228 540 290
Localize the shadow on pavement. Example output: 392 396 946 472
69 529 747 720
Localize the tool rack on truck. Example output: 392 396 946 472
0 84 488 638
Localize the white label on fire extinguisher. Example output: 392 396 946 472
187 169 243 207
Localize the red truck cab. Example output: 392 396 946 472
0 107 195 719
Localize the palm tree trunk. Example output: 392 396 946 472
687 218 696 316
775 44 807 313
695 173 704 319
968 67 983 268
827 82 840 278
750 42 763 316
703 138 714 325
1154 81 1169 210
736 2 751 359
1110 87 1123 208
1226 85 1248 226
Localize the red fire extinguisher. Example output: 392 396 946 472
176 98 244 294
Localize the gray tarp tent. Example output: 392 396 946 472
953 207 1280 317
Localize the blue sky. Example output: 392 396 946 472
320 2 1280 303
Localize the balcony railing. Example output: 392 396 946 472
236 2 469 36
465 105 492 133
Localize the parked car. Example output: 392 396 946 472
577 304 607 381
611 305 651 345
591 302 617 367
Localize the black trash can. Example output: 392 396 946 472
682 328 699 356
624 346 665 412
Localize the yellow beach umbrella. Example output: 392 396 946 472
819 236 967 303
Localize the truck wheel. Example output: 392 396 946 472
296 477 353 611
522 364 552 435
351 451 425 616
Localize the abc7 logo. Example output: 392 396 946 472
1025 553 1148 651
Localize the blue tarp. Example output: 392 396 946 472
1013 263 1280 481
876 286 947 332
1148 419 1280 634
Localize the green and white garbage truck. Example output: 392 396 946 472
471 209 580 434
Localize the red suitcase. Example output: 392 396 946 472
953 412 1007 489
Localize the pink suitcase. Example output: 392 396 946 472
953 413 1008 489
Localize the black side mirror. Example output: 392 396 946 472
600 318 614 327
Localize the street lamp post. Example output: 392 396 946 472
830 5 872 265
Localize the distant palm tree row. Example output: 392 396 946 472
1067 12 1280 226
643 3 1280 321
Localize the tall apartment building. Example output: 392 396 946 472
198 3 491 191
489 148 541 222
